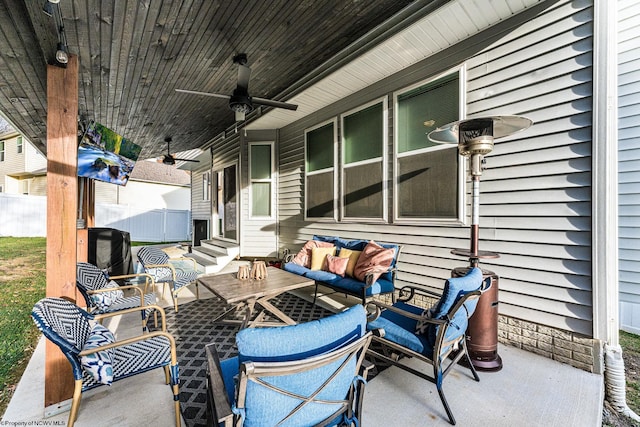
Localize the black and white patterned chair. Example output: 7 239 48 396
137 246 199 312
31 297 181 427
76 262 157 331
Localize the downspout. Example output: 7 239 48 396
592 0 640 420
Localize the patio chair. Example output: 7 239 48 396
31 297 181 427
76 262 157 331
206 304 373 427
365 267 491 425
136 245 199 312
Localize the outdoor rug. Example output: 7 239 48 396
151 293 335 427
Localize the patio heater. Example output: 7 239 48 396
428 115 532 371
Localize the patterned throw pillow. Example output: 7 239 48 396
325 254 349 277
89 280 124 311
310 246 337 271
81 323 115 385
338 249 362 277
353 241 395 283
291 240 335 268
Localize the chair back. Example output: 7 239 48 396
137 246 170 266
76 262 110 305
430 268 492 358
233 304 371 426
31 297 93 379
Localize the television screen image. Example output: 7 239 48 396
78 122 142 186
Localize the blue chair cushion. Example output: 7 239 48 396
80 323 115 385
430 267 483 320
236 305 366 362
367 302 431 356
235 305 367 426
219 356 239 406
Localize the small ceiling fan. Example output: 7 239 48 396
159 137 200 166
175 53 298 121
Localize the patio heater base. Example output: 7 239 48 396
452 266 502 372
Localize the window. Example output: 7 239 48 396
0 141 4 162
16 136 23 154
249 142 274 218
202 172 211 201
305 119 337 220
394 70 463 222
340 98 386 220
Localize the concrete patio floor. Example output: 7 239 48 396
2 258 604 426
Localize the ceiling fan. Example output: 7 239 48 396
159 137 200 166
175 53 298 121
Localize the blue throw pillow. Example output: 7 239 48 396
89 280 123 311
81 323 115 385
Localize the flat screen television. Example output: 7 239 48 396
77 122 141 186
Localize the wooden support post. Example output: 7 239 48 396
45 55 78 409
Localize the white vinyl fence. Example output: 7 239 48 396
0 193 191 242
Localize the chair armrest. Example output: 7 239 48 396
110 273 155 293
79 329 178 364
87 284 144 300
359 359 375 381
205 344 234 426
94 304 167 331
365 300 446 326
168 257 198 271
144 263 177 280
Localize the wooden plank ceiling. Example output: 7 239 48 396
0 0 424 159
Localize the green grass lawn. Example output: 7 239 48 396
0 237 46 416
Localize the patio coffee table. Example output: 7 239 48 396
197 266 315 328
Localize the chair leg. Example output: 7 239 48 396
437 385 456 425
195 282 199 300
461 340 480 382
67 379 83 427
170 364 181 427
312 282 319 305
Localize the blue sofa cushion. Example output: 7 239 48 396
283 262 310 276
235 305 367 426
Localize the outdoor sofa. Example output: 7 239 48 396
284 235 401 304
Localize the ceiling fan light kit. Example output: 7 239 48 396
176 53 298 122
161 137 200 166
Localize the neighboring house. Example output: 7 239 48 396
186 0 638 375
0 119 47 195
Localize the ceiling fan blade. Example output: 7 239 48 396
175 89 231 100
252 97 298 111
173 158 200 163
237 64 251 92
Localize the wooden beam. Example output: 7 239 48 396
45 55 78 408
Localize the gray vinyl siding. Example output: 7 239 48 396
278 0 594 335
618 0 640 333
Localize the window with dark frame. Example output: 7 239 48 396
305 120 336 220
341 100 386 220
395 71 462 221
250 143 273 218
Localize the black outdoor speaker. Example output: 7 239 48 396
88 227 134 277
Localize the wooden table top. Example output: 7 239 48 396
197 266 315 304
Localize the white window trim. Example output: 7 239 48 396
202 171 211 201
392 66 467 225
304 118 338 222
248 141 275 219
339 96 388 223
